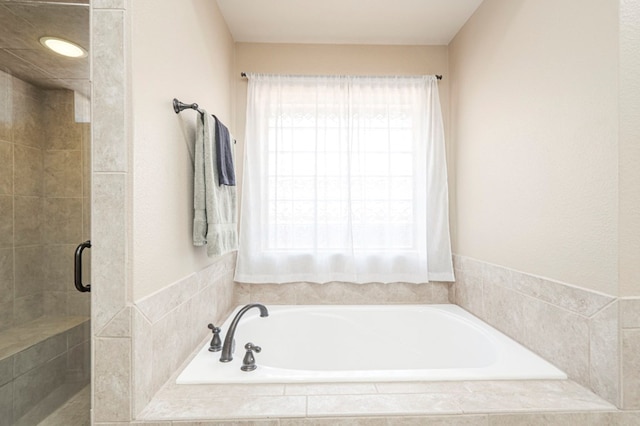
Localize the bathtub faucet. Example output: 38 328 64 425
220 303 269 362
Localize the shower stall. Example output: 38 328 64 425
0 1 91 424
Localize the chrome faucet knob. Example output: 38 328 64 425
207 323 222 352
241 342 261 372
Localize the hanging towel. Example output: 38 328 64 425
193 110 238 256
213 115 236 186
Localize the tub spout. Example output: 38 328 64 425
220 303 269 362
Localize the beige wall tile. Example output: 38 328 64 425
281 419 387 426
42 91 82 151
43 291 67 317
67 291 91 317
14 196 42 246
13 293 43 324
66 340 90 383
431 281 452 303
453 266 484 317
0 356 12 386
13 354 66 420
485 260 614 317
234 282 251 305
13 333 67 376
621 298 640 328
14 245 43 299
0 301 13 332
212 271 237 322
0 381 13 426
249 283 298 305
0 196 11 248
99 306 131 338
285 383 377 396
487 412 615 426
67 321 90 347
93 337 131 422
43 197 82 244
43 244 75 292
13 144 42 196
622 329 640 409
132 308 154 417
521 295 590 385
44 150 82 197
136 273 200 324
0 141 12 194
173 421 278 426
283 417 488 426
82 196 91 240
617 412 640 424
0 71 11 143
589 301 620 405
92 173 126 332
140 395 306 420
82 123 91 198
150 300 206 395
307 393 462 417
92 10 127 172
482 280 526 342
12 80 42 148
93 0 127 9
453 256 624 404
0 248 13 305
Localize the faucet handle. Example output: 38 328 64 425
245 342 261 353
241 342 261 372
207 323 222 352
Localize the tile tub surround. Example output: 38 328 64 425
127 253 237 418
451 255 625 407
235 281 451 305
621 298 640 409
0 316 90 425
137 348 620 423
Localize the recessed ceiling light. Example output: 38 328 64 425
39 36 87 58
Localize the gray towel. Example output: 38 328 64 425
213 115 236 186
193 111 238 256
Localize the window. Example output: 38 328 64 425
235 74 453 284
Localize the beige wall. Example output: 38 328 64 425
449 0 619 295
619 0 640 297
233 43 455 242
130 0 235 299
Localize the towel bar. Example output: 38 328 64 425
173 98 204 115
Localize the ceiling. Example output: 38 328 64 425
216 0 484 45
0 0 481 97
0 0 89 97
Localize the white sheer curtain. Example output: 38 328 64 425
235 74 453 284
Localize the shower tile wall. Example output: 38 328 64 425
41 89 91 319
0 69 90 332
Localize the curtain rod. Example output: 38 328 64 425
240 72 442 80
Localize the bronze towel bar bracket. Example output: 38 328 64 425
173 98 204 115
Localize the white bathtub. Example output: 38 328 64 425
176 304 567 384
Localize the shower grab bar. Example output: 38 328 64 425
74 240 91 292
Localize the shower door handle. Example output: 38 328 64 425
74 240 91 292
